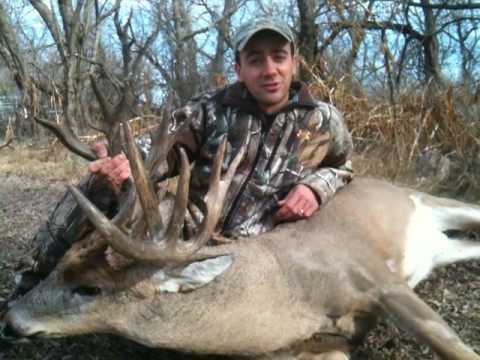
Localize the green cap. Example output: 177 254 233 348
233 17 295 52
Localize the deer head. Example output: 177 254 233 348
2 111 248 341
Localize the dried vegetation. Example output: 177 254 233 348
309 73 480 197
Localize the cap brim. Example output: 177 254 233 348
236 26 292 52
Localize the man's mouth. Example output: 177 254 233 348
262 83 280 92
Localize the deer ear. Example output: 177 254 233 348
152 255 233 293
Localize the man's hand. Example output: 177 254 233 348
105 246 133 270
88 143 131 193
275 184 319 222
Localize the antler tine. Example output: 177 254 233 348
165 147 191 242
68 185 136 258
35 116 97 161
69 185 169 261
186 133 249 252
122 120 163 235
146 98 176 174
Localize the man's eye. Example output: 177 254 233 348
248 58 261 65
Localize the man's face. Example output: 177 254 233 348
235 30 296 114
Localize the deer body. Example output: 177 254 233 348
5 177 480 359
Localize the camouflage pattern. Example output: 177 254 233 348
167 81 353 238
233 17 295 52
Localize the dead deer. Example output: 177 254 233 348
2 118 480 360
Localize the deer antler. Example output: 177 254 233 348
69 119 248 264
35 116 97 161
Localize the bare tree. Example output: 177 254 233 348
28 0 107 134
419 0 442 86
207 0 236 87
145 0 199 105
296 0 318 81
1 0 478 140
0 0 162 155
308 0 480 91
0 1 43 137
85 2 161 154
146 0 243 105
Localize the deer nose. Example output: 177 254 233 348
0 309 36 343
1 319 22 340
0 318 37 344
0 335 14 350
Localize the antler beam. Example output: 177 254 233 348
70 117 247 264
35 117 97 161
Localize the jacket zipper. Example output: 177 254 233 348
222 116 269 231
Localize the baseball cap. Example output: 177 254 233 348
233 17 295 52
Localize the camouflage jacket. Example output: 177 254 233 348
167 81 353 238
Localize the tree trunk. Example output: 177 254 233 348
173 0 200 103
210 0 235 88
297 0 318 82
421 0 442 87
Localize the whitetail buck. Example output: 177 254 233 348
1 119 480 360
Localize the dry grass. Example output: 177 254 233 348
0 141 88 182
0 114 163 183
304 67 480 198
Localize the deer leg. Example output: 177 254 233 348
404 195 480 286
434 238 480 266
428 198 480 264
417 193 480 231
422 194 480 265
379 285 480 360
405 231 480 287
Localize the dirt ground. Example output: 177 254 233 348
0 171 479 359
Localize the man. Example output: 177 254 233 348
91 17 353 238
15 17 353 290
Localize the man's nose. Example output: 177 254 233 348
262 57 276 76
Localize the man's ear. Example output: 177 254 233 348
292 55 299 78
234 63 242 82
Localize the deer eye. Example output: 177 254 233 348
72 286 102 297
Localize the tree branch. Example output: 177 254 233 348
29 0 66 61
180 0 245 43
407 1 480 10
333 20 424 41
